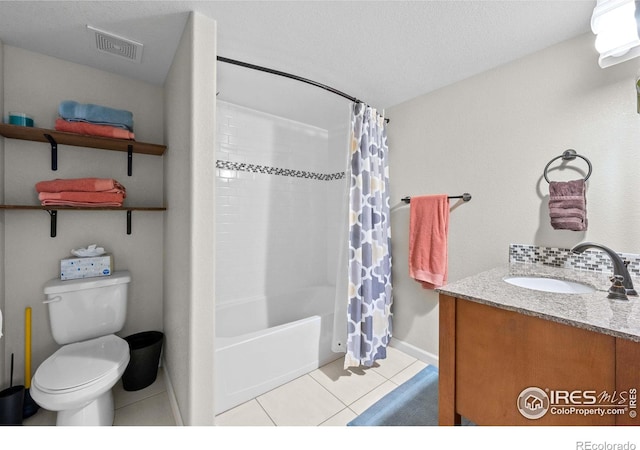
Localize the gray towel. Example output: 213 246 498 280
549 179 587 231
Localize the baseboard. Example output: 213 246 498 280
161 359 184 426
389 339 439 368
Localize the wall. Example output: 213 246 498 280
215 101 343 304
326 110 351 285
1 45 164 386
163 12 216 425
387 33 640 362
0 13 217 425
0 40 4 384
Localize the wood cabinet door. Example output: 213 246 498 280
455 299 616 425
615 338 640 426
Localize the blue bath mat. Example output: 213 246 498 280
348 365 473 426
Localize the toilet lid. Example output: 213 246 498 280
34 335 129 392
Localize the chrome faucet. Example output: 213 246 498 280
571 242 638 300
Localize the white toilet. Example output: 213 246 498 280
30 271 131 426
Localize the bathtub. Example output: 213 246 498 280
214 285 341 415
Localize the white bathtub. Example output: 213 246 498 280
214 285 341 415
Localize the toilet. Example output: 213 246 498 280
30 271 131 426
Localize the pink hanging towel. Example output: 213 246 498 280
409 195 450 289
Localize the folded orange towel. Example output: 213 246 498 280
35 178 126 194
39 200 124 207
38 191 125 207
54 118 135 140
409 195 450 289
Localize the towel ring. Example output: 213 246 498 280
543 149 592 184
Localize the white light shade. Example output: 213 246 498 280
592 0 640 67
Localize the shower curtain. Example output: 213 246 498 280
343 102 392 368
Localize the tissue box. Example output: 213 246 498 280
60 254 113 281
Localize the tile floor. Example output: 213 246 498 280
215 346 428 426
23 367 176 426
22 346 427 427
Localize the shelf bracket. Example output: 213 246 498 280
127 144 133 176
44 134 58 171
47 210 57 238
44 209 136 237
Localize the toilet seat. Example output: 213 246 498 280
33 334 129 394
31 334 130 414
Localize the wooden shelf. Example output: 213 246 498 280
0 205 166 211
0 205 166 237
0 123 165 155
0 123 167 236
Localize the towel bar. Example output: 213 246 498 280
401 193 472 204
543 149 592 184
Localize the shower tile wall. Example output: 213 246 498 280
216 101 347 304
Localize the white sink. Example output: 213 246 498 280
503 276 596 294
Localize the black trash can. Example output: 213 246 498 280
122 331 164 391
0 385 24 425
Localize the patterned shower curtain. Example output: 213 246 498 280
344 102 393 368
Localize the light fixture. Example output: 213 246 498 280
592 0 640 67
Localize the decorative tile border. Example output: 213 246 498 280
509 244 640 277
216 160 345 181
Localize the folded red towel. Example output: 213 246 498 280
409 195 450 289
38 191 125 207
39 200 124 207
35 178 126 194
54 118 135 140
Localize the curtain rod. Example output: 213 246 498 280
217 56 389 123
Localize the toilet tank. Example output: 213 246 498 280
43 270 131 345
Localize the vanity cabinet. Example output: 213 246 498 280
439 294 640 426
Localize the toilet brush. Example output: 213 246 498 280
22 307 39 418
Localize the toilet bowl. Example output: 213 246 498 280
30 334 130 426
32 270 131 426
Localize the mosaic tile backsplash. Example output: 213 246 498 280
509 244 640 277
216 160 345 181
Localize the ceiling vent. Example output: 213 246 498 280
87 25 143 63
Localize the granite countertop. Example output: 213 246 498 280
436 263 640 342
